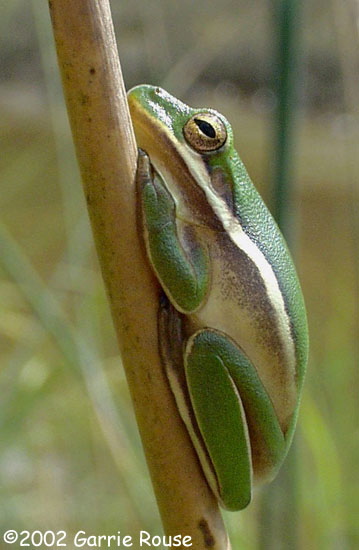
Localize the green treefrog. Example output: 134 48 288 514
128 85 308 511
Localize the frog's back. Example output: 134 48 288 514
230 151 308 391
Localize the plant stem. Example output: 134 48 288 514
47 1 230 547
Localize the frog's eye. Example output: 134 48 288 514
183 112 227 152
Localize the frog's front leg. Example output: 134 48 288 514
136 149 210 313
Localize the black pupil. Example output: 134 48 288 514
194 118 216 139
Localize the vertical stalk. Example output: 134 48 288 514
272 0 300 241
47 1 230 548
259 1 301 549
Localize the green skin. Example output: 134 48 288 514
128 85 308 511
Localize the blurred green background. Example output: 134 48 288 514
0 1 358 549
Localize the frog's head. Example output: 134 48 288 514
128 85 240 222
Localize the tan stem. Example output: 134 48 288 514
48 1 230 548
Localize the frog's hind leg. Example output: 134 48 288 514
184 329 286 511
184 329 252 510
